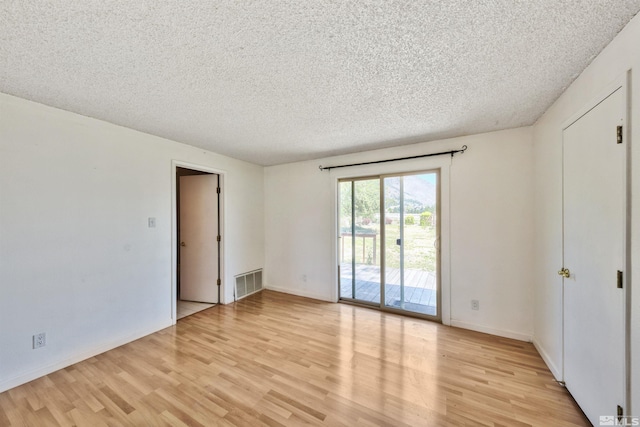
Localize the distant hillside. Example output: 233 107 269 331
384 175 436 212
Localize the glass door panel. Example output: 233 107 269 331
338 178 381 304
403 173 438 316
383 173 438 317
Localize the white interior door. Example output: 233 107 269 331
562 86 626 424
179 174 219 303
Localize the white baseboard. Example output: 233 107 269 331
0 320 173 393
532 336 562 381
264 285 334 302
450 320 532 342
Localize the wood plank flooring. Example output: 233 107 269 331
0 290 588 426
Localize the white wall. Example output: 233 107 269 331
0 93 264 392
532 12 640 411
264 127 534 341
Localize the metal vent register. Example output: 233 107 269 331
234 269 263 300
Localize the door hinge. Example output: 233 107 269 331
217 235 221 242
617 125 623 144
618 404 624 422
617 270 623 289
217 278 221 286
217 186 221 194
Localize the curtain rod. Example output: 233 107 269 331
318 145 467 171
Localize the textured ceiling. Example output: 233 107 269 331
1 1 640 166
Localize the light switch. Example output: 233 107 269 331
148 217 156 228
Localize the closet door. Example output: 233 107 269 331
562 85 626 424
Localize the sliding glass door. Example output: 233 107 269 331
338 171 440 320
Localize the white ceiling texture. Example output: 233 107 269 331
2 1 640 166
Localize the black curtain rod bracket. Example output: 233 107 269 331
318 145 467 171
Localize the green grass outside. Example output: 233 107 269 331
341 223 437 272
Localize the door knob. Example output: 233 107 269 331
558 268 570 278
180 242 186 247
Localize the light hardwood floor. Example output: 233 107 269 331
0 290 588 426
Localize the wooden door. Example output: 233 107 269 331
179 174 219 303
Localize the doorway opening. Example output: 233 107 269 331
338 170 440 321
175 166 222 320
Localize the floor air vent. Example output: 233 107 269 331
235 269 263 301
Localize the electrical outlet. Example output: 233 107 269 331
148 217 156 228
471 300 479 311
33 333 46 349
302 274 307 282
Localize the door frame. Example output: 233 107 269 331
171 160 226 324
330 156 452 325
560 72 630 411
